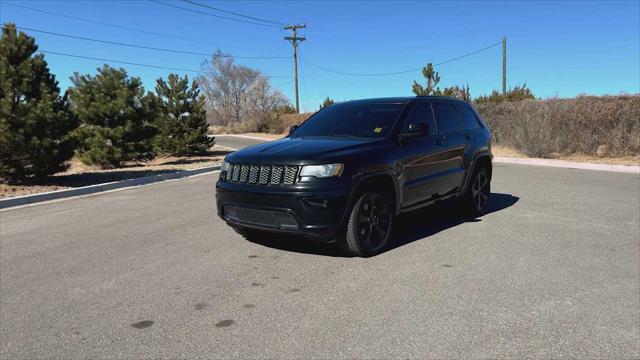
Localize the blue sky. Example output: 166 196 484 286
1 0 638 112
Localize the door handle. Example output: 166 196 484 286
434 137 446 145
465 134 475 140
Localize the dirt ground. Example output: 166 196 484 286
0 146 231 199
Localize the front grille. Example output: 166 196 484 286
225 206 298 230
224 163 299 186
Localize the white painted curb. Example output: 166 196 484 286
494 156 639 174
0 165 221 210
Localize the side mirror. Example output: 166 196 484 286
288 125 299 136
399 122 429 141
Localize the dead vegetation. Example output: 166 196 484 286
477 95 640 158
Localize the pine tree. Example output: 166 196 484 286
319 96 335 110
412 63 440 96
69 65 156 168
153 74 213 156
0 23 77 182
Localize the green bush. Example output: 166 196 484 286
153 74 213 156
0 23 77 182
475 84 535 104
68 65 156 168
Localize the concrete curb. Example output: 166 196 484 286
494 156 639 174
0 165 221 210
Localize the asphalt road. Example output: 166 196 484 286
1 136 639 358
213 134 271 150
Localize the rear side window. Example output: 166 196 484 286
402 102 436 135
456 104 481 130
432 103 462 134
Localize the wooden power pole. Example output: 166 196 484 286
284 24 305 113
502 36 507 95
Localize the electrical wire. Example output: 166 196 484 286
149 0 283 29
18 26 290 59
0 1 249 50
39 50 289 78
39 50 203 73
302 41 503 77
181 0 287 27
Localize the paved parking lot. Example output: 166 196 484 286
1 142 639 358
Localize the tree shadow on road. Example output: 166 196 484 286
243 192 519 257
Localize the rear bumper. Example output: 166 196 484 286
216 181 349 242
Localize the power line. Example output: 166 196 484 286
149 0 282 29
40 50 203 73
181 0 287 27
18 26 290 59
1 1 249 50
39 50 289 78
302 41 503 77
435 41 502 66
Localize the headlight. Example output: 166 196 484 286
221 160 230 172
299 164 343 178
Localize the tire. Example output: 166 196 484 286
463 166 491 217
339 191 394 257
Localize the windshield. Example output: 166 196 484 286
291 102 406 138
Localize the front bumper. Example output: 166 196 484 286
216 181 349 242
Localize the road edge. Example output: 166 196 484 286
493 156 639 173
0 165 221 210
217 134 639 173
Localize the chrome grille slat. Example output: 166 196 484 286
283 166 297 185
270 166 284 184
258 165 271 185
231 164 240 182
248 165 259 184
239 165 249 183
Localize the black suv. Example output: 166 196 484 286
216 97 492 256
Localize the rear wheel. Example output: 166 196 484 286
340 191 394 257
463 166 491 216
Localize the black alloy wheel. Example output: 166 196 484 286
342 191 394 256
468 167 491 216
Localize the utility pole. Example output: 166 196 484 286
284 24 305 113
502 36 507 95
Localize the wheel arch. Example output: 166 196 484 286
339 169 400 230
461 152 493 195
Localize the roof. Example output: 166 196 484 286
343 96 465 104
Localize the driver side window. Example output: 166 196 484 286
402 102 436 135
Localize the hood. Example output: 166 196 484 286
226 136 382 164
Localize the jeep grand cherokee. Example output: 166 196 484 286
216 97 492 256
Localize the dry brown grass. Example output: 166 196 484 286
476 95 640 158
210 95 640 162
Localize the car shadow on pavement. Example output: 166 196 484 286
243 192 519 257
386 192 519 253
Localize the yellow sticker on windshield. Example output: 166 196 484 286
374 127 382 133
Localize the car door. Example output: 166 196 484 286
395 101 440 207
455 102 485 180
431 101 467 196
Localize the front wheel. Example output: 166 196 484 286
339 191 394 257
